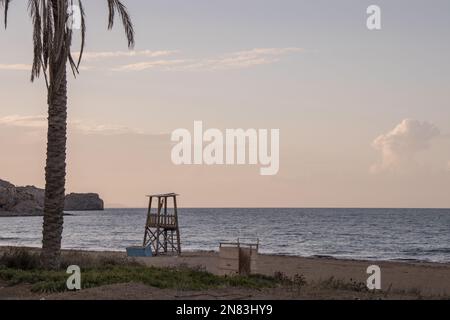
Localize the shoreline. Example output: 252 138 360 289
1 246 449 266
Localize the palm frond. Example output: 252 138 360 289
0 0 11 28
76 0 86 68
29 0 43 81
107 0 135 48
42 0 53 70
2 0 135 86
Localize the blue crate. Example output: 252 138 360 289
126 245 153 257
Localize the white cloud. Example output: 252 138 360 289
75 50 177 61
0 114 157 136
70 120 146 136
111 59 187 72
0 50 176 72
0 64 30 71
0 115 46 128
2 48 304 73
179 47 304 71
0 63 94 72
114 47 305 72
371 119 440 173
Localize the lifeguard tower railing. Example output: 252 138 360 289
146 213 177 229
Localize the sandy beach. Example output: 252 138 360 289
136 251 450 295
1 247 449 300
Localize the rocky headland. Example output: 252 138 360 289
0 179 104 217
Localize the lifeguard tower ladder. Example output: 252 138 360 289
143 193 181 256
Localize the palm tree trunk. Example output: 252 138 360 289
41 69 68 270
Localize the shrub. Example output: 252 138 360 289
0 248 41 270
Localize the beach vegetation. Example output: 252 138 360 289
0 264 280 294
316 276 369 292
0 248 280 293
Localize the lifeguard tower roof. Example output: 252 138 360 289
146 193 179 197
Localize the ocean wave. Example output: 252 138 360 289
403 248 450 255
1 208 450 263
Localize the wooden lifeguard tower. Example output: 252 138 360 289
143 193 181 256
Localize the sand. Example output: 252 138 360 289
1 248 449 299
133 251 450 296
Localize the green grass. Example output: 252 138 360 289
0 265 281 293
316 276 369 292
0 248 281 293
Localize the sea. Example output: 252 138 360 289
0 208 449 263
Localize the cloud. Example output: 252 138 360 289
0 63 94 72
2 48 304 73
111 59 187 72
0 64 30 71
114 47 305 72
0 115 46 128
70 120 147 136
179 47 304 71
75 50 177 61
0 51 176 72
371 119 440 173
0 114 159 136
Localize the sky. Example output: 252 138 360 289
1 0 450 208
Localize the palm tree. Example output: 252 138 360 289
1 0 135 269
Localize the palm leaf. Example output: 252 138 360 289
107 0 135 48
0 0 11 28
1 0 135 83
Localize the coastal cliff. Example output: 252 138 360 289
64 193 104 211
0 179 104 216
